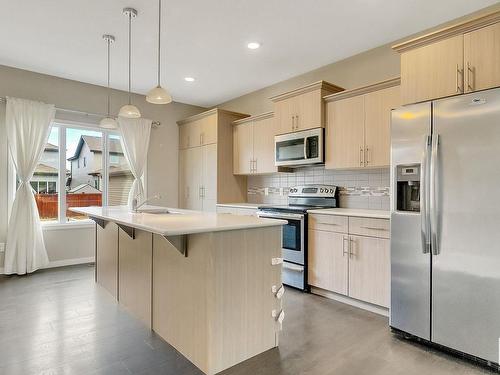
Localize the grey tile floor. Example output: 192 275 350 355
0 264 494 375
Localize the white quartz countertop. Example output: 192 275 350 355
307 208 390 219
216 203 260 209
69 205 286 236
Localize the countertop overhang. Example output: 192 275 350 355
69 205 286 236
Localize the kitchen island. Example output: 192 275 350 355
70 206 286 375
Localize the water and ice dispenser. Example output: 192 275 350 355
396 165 420 212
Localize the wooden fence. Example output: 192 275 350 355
35 193 102 220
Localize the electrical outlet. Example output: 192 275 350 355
0 243 5 253
264 187 269 196
279 187 284 196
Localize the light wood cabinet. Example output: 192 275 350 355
270 81 344 135
464 22 500 93
308 229 348 295
178 109 249 211
393 11 500 104
232 112 282 175
348 235 390 308
96 221 119 298
308 213 390 308
325 78 400 170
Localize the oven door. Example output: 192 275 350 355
257 211 305 265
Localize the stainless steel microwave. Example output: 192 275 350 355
275 128 324 167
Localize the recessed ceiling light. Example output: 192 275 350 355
184 77 195 82
247 42 261 50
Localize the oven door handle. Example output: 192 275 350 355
257 211 305 220
282 262 304 272
303 137 309 159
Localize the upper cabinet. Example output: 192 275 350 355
324 78 401 170
177 108 249 211
393 10 500 105
233 112 283 175
464 22 500 93
270 81 344 135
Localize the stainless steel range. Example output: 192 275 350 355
257 185 338 291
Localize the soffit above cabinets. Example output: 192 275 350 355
0 0 497 106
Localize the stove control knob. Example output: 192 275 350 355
290 188 293 193
294 188 298 192
320 188 324 193
330 189 334 194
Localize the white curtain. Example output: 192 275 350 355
5 97 55 275
118 117 152 208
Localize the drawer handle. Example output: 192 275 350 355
272 309 285 330
360 226 389 231
314 221 340 226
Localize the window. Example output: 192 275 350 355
12 121 135 224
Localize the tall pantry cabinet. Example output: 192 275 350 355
178 108 249 212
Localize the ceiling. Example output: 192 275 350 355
0 0 497 107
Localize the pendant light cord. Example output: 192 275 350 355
128 12 132 105
157 0 161 87
106 38 111 116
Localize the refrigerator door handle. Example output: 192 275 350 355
421 135 431 254
430 133 440 255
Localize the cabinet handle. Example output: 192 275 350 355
200 133 203 145
296 115 299 130
249 159 253 173
349 237 354 258
291 115 295 130
365 146 369 165
359 147 364 166
466 61 474 91
456 64 463 93
186 186 189 199
342 236 349 257
254 159 258 173
360 226 389 231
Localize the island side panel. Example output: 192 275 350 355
96 221 119 299
118 228 153 328
152 226 282 375
152 233 211 373
209 226 282 374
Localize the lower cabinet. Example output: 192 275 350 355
308 230 348 295
308 214 390 308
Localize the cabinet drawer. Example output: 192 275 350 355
349 217 390 239
309 214 348 233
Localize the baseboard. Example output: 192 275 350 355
310 286 389 317
0 257 94 274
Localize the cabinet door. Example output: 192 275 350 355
179 124 189 150
348 235 390 308
178 149 187 208
253 116 277 174
184 147 203 210
201 114 217 145
364 86 401 168
232 122 253 175
325 96 365 169
202 144 217 212
275 96 299 134
296 90 322 131
464 23 500 93
308 229 348 295
400 35 464 105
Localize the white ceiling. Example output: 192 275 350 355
0 0 497 107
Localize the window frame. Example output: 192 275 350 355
7 119 147 227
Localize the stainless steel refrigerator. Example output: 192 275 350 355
390 87 500 366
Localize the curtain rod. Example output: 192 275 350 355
0 97 161 128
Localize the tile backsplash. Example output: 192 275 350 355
247 166 390 210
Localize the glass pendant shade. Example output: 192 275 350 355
100 117 118 129
118 104 141 118
146 85 172 104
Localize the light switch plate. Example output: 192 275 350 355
0 243 5 253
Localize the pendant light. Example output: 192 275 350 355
146 0 172 104
119 7 141 118
100 34 118 129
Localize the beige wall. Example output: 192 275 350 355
0 64 205 268
218 4 500 115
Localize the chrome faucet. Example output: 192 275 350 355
131 194 162 212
